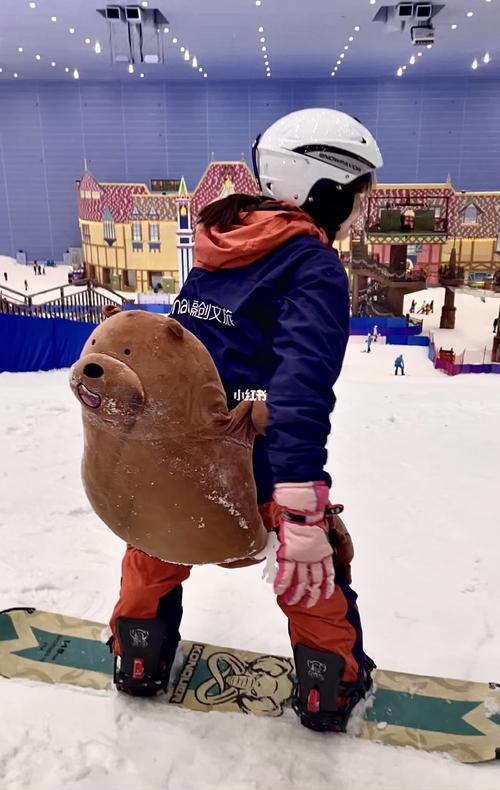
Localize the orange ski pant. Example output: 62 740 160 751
110 503 364 684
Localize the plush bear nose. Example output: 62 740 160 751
83 363 104 379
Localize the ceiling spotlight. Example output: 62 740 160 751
397 67 403 76
483 52 491 64
418 51 423 56
0 68 3 73
69 28 75 34
370 0 376 4
349 36 354 41
340 53 345 59
337 59 341 65
180 46 185 52
85 38 91 44
354 25 360 31
128 63 135 73
184 49 190 61
51 61 56 67
35 54 41 60
344 45 349 50
64 67 69 72
258 26 264 32
95 41 102 54
29 2 36 7
203 72 208 77
13 73 19 78
192 56 198 67
262 45 267 51
199 66 203 72
471 58 478 70
451 23 457 29
172 37 178 43
51 16 57 22
140 72 145 78
409 55 416 64
141 1 148 6
256 1 262 5
164 27 169 33
402 65 407 70
260 37 266 42
466 11 474 18
73 69 79 79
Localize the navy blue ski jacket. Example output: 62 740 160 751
171 225 349 505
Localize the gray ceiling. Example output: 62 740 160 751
0 0 499 81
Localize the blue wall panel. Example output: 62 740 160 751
1 77 500 261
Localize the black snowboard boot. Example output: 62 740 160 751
292 644 375 733
113 585 183 698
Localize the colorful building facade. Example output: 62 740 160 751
77 159 257 294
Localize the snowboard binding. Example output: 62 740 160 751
113 617 176 697
292 644 375 733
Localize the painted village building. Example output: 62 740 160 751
77 159 257 294
78 166 500 315
348 180 500 318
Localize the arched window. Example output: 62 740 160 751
103 208 116 245
463 204 479 225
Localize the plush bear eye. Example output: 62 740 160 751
91 339 96 346
124 349 131 356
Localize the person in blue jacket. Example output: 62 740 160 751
394 354 405 375
111 108 383 732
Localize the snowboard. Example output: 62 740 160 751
1 607 499 764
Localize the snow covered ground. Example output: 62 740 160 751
1 335 499 789
403 287 500 357
0 255 132 304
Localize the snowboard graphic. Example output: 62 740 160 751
1 608 499 764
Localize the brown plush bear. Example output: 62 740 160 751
70 310 268 565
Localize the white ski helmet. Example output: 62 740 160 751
252 108 383 206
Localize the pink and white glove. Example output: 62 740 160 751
273 481 335 609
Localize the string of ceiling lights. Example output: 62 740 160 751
254 1 271 77
1 1 208 81
396 3 495 78
331 24 361 77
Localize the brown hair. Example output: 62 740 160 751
198 194 272 232
198 172 372 238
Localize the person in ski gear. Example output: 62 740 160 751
373 325 379 342
109 107 383 732
366 332 373 353
394 354 405 375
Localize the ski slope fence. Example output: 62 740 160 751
429 333 500 376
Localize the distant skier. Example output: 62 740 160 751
409 299 416 313
417 301 427 315
394 354 405 376
429 300 434 314
493 317 498 335
24 279 28 292
3 272 7 282
373 325 379 342
33 263 38 275
366 332 373 353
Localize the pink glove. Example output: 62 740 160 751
273 481 335 609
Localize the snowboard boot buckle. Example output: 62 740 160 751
113 617 173 698
293 645 375 733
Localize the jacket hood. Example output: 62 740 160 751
194 203 329 271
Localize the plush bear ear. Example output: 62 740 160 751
166 318 184 338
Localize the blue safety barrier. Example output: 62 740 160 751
0 314 96 373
